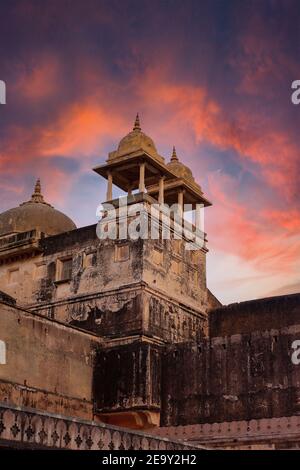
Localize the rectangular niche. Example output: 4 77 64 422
115 244 130 262
171 258 181 275
152 247 163 265
34 262 46 280
8 268 19 284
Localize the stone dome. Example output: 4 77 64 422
0 179 76 237
109 114 164 163
118 129 157 155
167 147 202 192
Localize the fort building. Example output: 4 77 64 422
0 116 299 449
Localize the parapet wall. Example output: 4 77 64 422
161 322 300 425
0 403 202 450
209 293 300 336
0 301 100 420
151 415 300 449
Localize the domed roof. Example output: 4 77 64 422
0 179 76 237
167 147 202 192
109 114 164 163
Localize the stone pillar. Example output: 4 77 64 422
139 162 146 193
195 204 202 231
178 190 184 212
106 171 113 201
158 176 165 205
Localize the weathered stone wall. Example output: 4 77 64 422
0 301 100 419
94 341 162 414
0 225 144 310
67 289 206 344
38 226 143 308
210 294 300 336
9 223 208 343
143 237 209 313
0 252 43 305
0 222 212 339
161 321 300 426
144 290 206 343
42 288 144 338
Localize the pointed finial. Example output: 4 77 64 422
20 177 53 207
31 178 45 203
34 178 41 194
171 146 179 162
133 113 141 131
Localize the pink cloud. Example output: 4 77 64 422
14 55 61 100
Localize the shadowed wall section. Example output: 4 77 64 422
160 294 300 426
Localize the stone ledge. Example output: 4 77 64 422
0 291 16 306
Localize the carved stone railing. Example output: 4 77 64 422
151 416 300 448
0 403 202 450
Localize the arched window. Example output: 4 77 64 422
0 340 6 364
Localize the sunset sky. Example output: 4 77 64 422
0 0 299 304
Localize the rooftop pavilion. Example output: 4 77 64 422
93 114 212 211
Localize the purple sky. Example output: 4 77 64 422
0 0 299 303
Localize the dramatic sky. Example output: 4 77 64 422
0 0 299 304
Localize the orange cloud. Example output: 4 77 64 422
0 103 125 204
40 101 127 158
206 171 300 275
263 209 300 233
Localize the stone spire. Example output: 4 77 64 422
30 178 45 203
171 146 179 163
133 113 141 131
